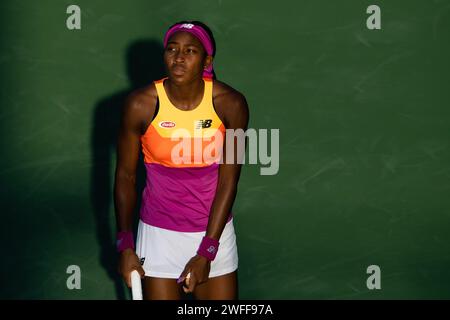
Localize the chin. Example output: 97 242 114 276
168 74 186 84
169 73 200 84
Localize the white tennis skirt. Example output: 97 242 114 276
135 218 238 279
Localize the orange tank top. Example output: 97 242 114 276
141 77 226 167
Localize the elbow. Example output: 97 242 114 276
113 171 137 204
115 168 137 186
217 176 239 194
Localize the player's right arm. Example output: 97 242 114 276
114 86 156 287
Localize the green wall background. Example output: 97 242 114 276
1 0 449 299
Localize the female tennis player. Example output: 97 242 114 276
114 21 249 300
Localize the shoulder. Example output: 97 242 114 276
213 80 248 108
212 80 249 128
123 83 157 118
124 82 157 113
121 83 158 133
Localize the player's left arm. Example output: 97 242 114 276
206 90 249 240
179 89 249 293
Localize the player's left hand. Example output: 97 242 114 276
178 255 211 293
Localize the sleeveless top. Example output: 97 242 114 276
139 77 232 232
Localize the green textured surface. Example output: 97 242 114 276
0 0 449 299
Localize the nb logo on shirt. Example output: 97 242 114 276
195 119 212 129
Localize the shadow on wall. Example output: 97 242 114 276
90 39 165 300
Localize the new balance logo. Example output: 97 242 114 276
140 257 145 265
180 23 194 29
195 119 212 129
207 246 217 254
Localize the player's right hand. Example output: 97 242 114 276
118 248 145 288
